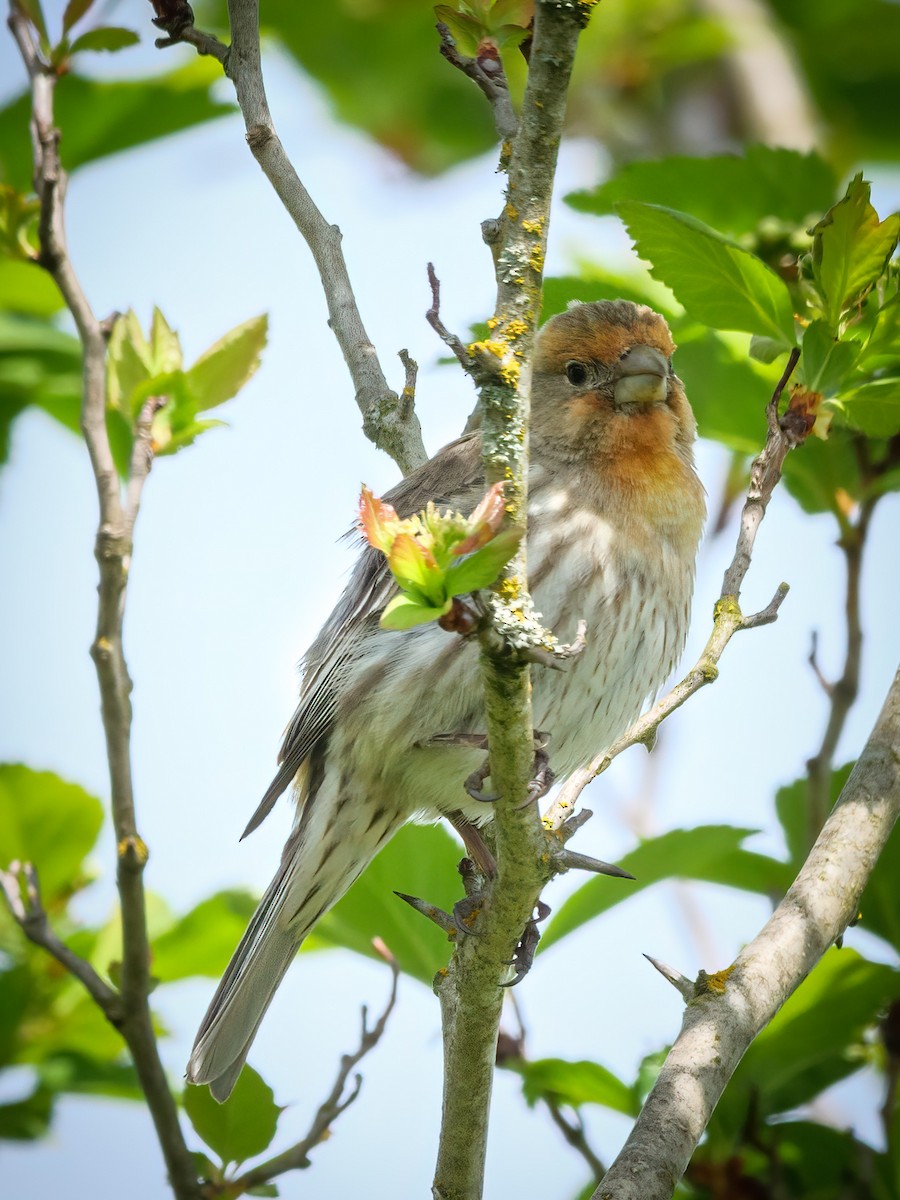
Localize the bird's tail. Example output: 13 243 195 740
187 803 396 1101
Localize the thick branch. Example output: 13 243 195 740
595 664 900 1200
432 6 591 1199
8 11 199 1197
159 0 426 476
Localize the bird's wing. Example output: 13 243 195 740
240 431 484 838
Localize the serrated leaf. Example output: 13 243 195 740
62 0 94 34
618 201 797 346
509 1057 637 1116
380 592 450 630
811 175 900 330
68 27 140 54
184 314 267 410
838 377 900 437
541 825 792 951
444 528 522 595
856 295 900 370
183 1065 281 1165
149 307 183 376
568 147 835 237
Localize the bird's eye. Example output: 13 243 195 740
565 361 588 386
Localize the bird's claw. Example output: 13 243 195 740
500 899 551 987
465 758 499 803
452 893 483 936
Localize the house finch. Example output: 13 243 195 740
187 299 706 1100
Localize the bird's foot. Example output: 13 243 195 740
501 899 551 987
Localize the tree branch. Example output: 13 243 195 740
0 861 122 1018
8 9 200 1197
545 348 803 828
431 6 592 1199
150 0 428 477
226 956 399 1196
435 21 518 143
595 662 900 1200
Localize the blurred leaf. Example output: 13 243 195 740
707 950 899 1147
0 61 235 191
857 294 900 370
780 430 865 517
541 826 792 952
675 328 779 454
0 1083 53 1141
444 528 522 595
509 1057 638 1116
0 765 102 905
14 0 48 46
618 202 797 346
380 592 450 630
0 259 64 316
859 808 900 955
634 1047 667 1106
838 378 900 437
0 966 30 1066
183 314 267 410
35 1052 141 1101
151 890 257 982
62 0 94 34
68 27 139 55
568 147 835 236
811 175 900 331
183 1064 281 1166
541 271 679 323
775 764 854 875
310 823 463 984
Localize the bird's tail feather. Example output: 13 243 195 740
187 803 400 1101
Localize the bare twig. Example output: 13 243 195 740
436 21 519 143
426 262 478 374
8 10 200 1197
227 956 400 1195
544 350 803 829
150 0 427 476
594 663 900 1200
546 1101 607 1183
0 861 122 1018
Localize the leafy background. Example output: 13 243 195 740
1 2 899 1198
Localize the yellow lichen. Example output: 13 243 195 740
521 218 543 235
697 965 735 995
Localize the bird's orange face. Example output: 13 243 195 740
531 299 704 543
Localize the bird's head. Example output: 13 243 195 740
531 299 697 470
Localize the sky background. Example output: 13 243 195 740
1 8 899 1199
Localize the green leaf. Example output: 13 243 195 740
617 201 797 346
0 259 65 316
380 592 451 630
0 1084 54 1141
444 528 522 595
15 0 49 46
859 807 900 955
799 320 860 394
541 271 679 323
151 890 258 982
541 825 792 952
838 377 900 437
707 950 899 1147
311 823 463 984
68 26 139 54
149 307 183 377
780 431 865 517
183 1065 281 1166
508 1057 638 1116
36 1052 141 1101
811 175 900 330
675 328 780 454
0 765 103 905
183 314 267 410
62 0 94 34
0 61 235 191
775 765 854 875
856 294 900 370
568 147 835 237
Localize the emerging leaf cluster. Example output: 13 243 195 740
359 481 522 629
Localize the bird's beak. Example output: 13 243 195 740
613 345 670 406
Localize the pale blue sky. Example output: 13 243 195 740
1 12 899 1199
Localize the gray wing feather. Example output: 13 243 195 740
241 432 484 838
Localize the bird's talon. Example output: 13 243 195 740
452 894 483 936
500 899 551 986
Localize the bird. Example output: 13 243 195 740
187 299 706 1100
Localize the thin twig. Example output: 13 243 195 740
426 262 478 374
0 862 122 1018
544 350 803 829
435 21 518 142
594 664 900 1200
8 11 201 1198
546 1100 607 1182
152 0 427 476
227 956 400 1194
